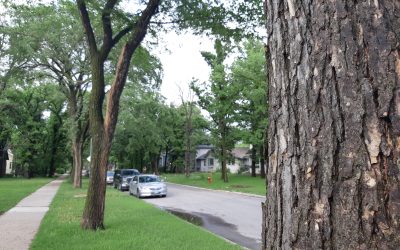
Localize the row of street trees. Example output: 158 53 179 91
2 0 397 248
1 0 265 230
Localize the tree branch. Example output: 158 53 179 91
101 0 119 56
104 0 161 144
76 0 98 55
112 23 134 46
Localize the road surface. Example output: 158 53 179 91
139 183 265 250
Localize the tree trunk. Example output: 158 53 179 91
260 144 266 179
184 147 191 177
72 140 83 188
0 143 7 177
262 1 400 249
220 147 229 182
81 56 107 230
251 146 257 177
163 145 168 173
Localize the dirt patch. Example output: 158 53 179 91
0 211 4 216
230 185 251 189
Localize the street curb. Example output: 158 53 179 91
166 182 265 199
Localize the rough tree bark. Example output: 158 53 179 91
262 0 400 249
78 0 160 230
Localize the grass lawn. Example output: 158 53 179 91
31 181 241 250
162 173 266 196
0 177 54 214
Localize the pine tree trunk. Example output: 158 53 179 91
262 0 400 249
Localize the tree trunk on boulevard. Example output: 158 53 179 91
79 0 160 230
72 140 83 188
262 0 400 249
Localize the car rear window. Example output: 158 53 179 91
121 170 138 176
139 176 160 183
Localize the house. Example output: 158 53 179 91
6 149 13 175
194 145 256 174
227 147 252 174
194 145 219 172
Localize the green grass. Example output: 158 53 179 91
0 178 54 214
31 181 241 250
162 173 266 196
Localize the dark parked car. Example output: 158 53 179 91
113 169 140 191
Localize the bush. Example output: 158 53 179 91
237 166 248 175
55 168 65 174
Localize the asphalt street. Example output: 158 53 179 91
137 183 265 250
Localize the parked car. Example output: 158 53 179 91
106 171 114 184
113 169 140 191
129 174 167 198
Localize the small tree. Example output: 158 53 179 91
192 40 240 182
232 39 268 178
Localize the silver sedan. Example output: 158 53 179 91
129 174 167 198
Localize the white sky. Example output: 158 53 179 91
156 32 213 105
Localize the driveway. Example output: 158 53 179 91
139 183 265 250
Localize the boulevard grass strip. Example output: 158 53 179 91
163 173 266 196
31 182 241 250
0 177 54 214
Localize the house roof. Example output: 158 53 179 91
196 145 214 149
231 147 251 159
196 148 212 160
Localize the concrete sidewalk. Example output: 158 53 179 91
0 177 65 250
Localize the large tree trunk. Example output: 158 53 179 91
262 1 400 249
81 57 107 230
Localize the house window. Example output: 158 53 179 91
208 158 214 166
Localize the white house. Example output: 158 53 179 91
6 149 13 174
194 145 256 174
194 145 219 172
227 147 252 174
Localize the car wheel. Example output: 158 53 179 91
136 189 141 198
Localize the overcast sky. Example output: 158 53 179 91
156 32 214 105
0 1 215 106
